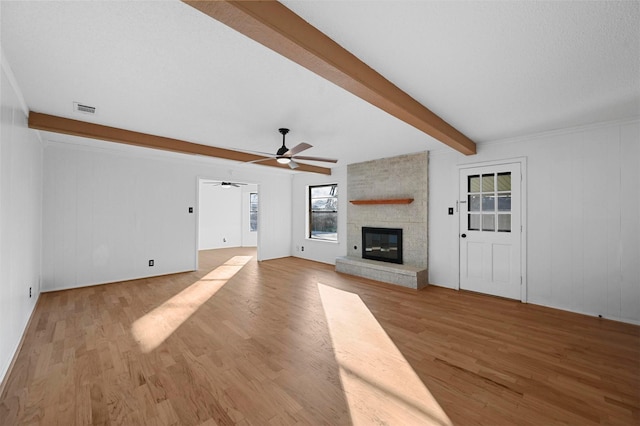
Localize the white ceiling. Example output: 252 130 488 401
2 0 638 171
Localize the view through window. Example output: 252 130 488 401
309 184 338 241
249 192 258 232
467 172 511 232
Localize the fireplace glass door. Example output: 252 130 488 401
362 227 403 264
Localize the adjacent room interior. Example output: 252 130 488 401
1 1 638 425
197 179 259 253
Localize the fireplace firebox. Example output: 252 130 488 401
362 227 403 264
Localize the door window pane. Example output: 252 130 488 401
498 214 511 232
482 174 494 192
468 175 480 192
497 193 511 212
469 214 480 231
482 194 495 211
497 173 511 191
482 214 495 231
469 194 481 211
466 170 514 233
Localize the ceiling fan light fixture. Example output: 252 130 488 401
243 127 336 171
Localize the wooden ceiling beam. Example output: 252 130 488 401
183 0 476 155
28 112 332 175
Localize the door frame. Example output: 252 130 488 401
456 157 528 302
193 176 260 271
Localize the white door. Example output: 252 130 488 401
459 163 522 300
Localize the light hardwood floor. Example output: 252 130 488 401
1 248 638 425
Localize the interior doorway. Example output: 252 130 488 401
196 178 259 259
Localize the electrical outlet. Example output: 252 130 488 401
223 238 227 243
29 287 32 298
149 259 154 267
188 207 193 213
448 207 454 215
301 246 304 252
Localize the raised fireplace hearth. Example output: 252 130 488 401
362 227 403 264
335 256 427 290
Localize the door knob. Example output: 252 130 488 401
461 233 467 238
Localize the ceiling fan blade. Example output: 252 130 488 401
285 142 312 156
246 156 275 164
288 160 299 170
291 155 338 163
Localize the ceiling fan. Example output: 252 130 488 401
204 181 247 188
248 128 338 169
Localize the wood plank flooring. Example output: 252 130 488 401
1 247 638 425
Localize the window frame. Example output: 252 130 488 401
249 192 258 232
467 172 511 233
308 184 338 242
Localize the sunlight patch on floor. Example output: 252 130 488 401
318 283 452 426
131 256 252 353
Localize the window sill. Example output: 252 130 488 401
307 238 340 244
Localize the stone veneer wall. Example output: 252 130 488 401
347 152 428 268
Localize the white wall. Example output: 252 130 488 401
198 182 258 249
0 54 43 383
429 119 640 324
198 182 242 249
42 139 293 291
291 165 347 265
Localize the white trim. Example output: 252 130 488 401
305 237 340 243
306 182 340 244
256 183 263 261
533 303 640 327
457 157 528 302
457 156 527 170
195 175 261 262
194 177 201 272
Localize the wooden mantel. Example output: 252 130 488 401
350 198 414 205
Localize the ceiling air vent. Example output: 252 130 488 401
73 102 96 115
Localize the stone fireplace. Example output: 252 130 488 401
335 152 428 289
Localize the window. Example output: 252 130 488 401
309 184 338 241
467 172 511 232
249 192 258 232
